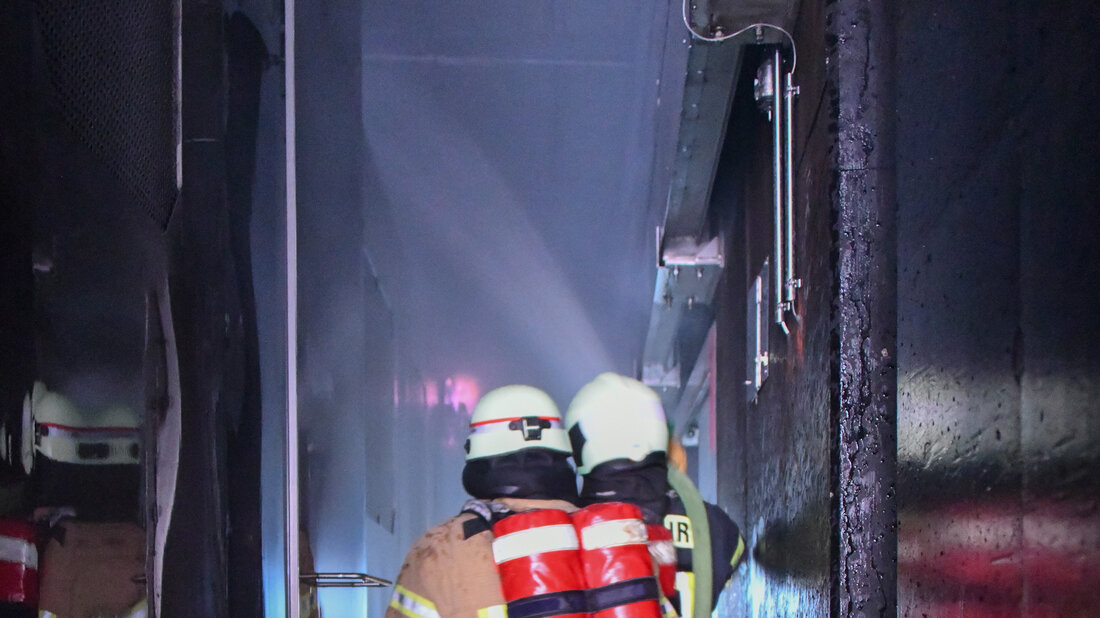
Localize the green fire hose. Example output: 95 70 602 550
667 465 712 617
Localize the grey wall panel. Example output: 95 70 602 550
897 0 1100 614
295 2 395 615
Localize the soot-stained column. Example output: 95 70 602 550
162 1 230 615
827 0 897 615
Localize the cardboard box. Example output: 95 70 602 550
37 520 145 618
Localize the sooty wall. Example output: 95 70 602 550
896 1 1100 615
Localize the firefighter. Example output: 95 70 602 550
387 384 580 618
565 373 746 618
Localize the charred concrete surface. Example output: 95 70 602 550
828 0 898 615
715 0 1098 614
896 0 1100 615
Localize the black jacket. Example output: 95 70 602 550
663 492 746 615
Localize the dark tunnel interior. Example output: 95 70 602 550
0 0 1097 616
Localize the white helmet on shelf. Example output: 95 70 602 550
565 372 668 475
31 381 141 466
464 384 571 461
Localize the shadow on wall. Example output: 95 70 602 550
752 506 830 583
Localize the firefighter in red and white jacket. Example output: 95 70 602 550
388 384 672 618
387 385 581 618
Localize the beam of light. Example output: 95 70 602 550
359 60 620 398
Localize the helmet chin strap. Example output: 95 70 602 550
579 454 670 525
462 449 579 503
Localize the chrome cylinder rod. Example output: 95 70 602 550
284 0 300 614
772 48 788 333
784 71 800 305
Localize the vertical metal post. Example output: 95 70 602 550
784 72 800 306
772 48 788 334
284 0 301 614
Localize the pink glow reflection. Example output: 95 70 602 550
423 380 440 408
900 497 1100 616
444 375 479 415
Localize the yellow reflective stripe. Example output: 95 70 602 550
390 584 441 618
675 571 695 618
579 518 648 550
125 598 149 618
660 595 678 618
730 535 746 568
493 524 578 564
477 604 509 618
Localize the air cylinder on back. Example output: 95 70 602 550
572 503 661 618
492 509 589 618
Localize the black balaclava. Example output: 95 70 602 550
579 452 670 524
462 448 579 503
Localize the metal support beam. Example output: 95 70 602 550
661 41 743 242
644 0 800 412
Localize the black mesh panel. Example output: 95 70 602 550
34 0 177 228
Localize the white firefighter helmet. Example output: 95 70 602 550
31 381 141 466
565 372 668 475
465 384 571 461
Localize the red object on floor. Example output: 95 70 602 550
0 519 38 608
